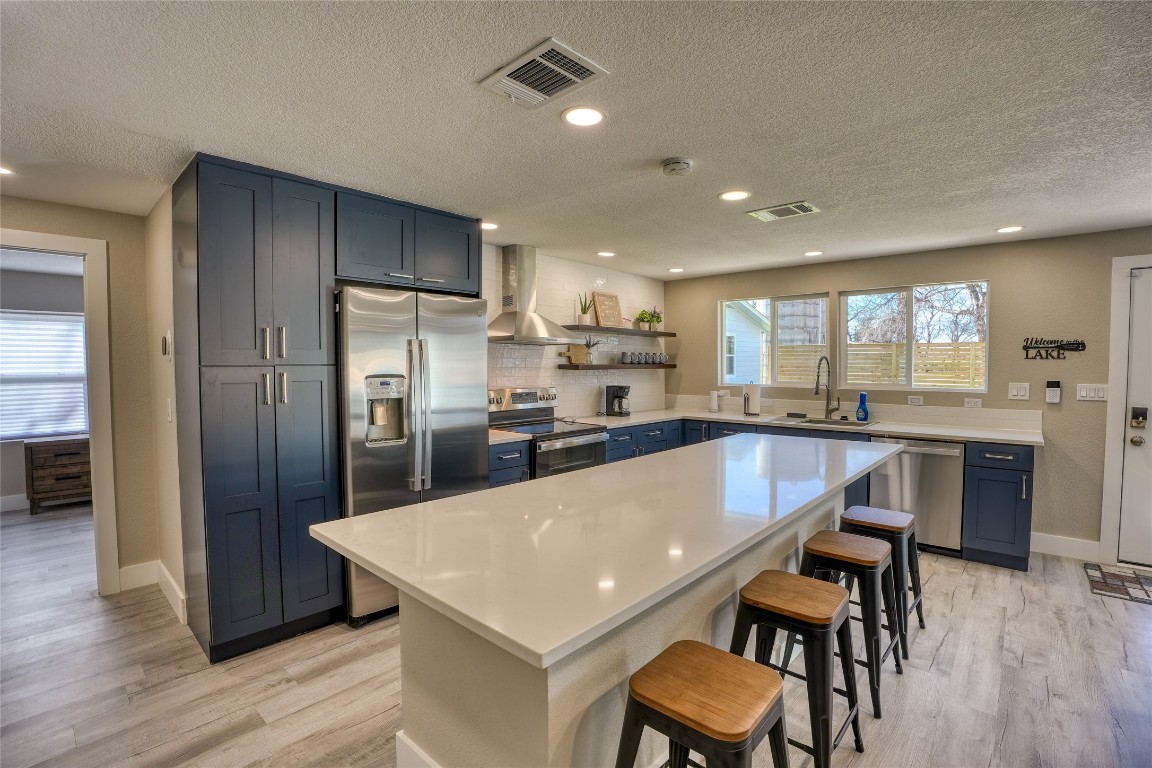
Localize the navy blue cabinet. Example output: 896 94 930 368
489 442 530 487
712 423 758 438
607 421 681 462
335 193 415 285
414 210 481 294
199 167 335 366
200 367 283 643
962 443 1034 571
276 367 344 623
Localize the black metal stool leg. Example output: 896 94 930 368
615 697 645 768
730 602 754 656
768 713 790 768
893 535 910 659
881 564 904 674
908 531 926 629
668 739 690 768
801 626 835 768
836 619 864 753
755 624 778 667
859 569 884 718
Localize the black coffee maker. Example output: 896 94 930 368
605 385 631 417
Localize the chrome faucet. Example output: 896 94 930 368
814 355 840 420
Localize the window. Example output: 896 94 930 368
0 311 89 439
720 295 828 385
842 281 988 390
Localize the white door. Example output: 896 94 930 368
1118 267 1152 566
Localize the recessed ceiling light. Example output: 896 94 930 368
719 190 750 201
668 268 684 273
804 251 823 257
597 251 615 257
480 222 498 230
0 167 12 175
563 107 603 126
997 226 1024 233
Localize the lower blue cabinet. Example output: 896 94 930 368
489 442 530 486
683 421 708 444
962 463 1033 571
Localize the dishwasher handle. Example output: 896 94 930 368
896 445 963 457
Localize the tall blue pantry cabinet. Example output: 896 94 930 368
173 158 344 662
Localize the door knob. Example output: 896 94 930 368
1132 435 1146 446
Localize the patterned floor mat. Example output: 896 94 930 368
1084 562 1152 604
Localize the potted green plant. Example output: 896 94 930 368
636 307 663 331
577 292 594 325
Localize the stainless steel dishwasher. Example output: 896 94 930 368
869 436 965 554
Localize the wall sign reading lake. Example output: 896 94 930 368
1022 337 1087 359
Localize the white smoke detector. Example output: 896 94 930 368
662 158 694 176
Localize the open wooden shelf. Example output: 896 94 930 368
557 363 677 370
562 324 676 338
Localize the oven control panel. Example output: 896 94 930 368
488 386 559 410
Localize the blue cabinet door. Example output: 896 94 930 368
489 441 530 487
683 421 708 444
201 367 284 643
336 193 415 285
757 426 809 437
608 428 637 459
198 164 274 366
712 422 758 438
962 466 1033 570
272 180 335 365
276 366 344 623
414 211 481 294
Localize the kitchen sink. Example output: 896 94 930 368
769 416 872 428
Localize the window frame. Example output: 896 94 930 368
839 280 990 393
718 293 829 387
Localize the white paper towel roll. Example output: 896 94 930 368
743 384 761 415
709 391 719 412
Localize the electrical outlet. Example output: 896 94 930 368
907 395 924 405
1008 383 1030 400
964 398 982 408
1076 384 1108 401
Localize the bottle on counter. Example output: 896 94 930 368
856 392 869 422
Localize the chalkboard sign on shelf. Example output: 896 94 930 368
592 292 623 327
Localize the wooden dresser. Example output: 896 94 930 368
24 436 91 514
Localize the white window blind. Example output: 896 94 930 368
0 310 89 439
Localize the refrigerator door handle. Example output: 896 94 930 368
420 338 432 490
407 339 421 492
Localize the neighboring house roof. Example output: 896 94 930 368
728 301 771 332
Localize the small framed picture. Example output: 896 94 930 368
592 292 623 327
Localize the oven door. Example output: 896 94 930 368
533 432 609 478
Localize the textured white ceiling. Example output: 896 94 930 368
1 1 1149 279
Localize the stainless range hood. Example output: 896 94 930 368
487 245 583 345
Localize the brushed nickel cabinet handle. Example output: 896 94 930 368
262 327 270 359
1021 474 1028 500
278 326 286 358
497 451 522 460
387 272 414 279
418 277 445 283
279 372 288 404
984 452 1016 461
263 373 271 405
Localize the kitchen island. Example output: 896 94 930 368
311 432 900 768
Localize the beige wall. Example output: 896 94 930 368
145 189 183 590
665 226 1152 542
0 195 159 566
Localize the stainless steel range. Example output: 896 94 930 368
488 387 608 478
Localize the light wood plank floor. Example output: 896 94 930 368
1 504 1148 767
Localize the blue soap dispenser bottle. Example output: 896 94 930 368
856 392 869 422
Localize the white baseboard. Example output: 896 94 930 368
118 559 187 623
1031 532 1100 562
396 731 439 768
119 560 158 590
157 560 188 624
1 494 29 512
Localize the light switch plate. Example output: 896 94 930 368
1076 384 1108 401
1008 383 1030 400
964 398 982 408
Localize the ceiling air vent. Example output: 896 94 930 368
747 201 821 223
480 38 608 108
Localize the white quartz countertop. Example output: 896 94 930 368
488 429 529 446
566 408 1044 446
312 433 900 668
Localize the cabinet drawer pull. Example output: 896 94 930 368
983 452 1016 461
54 451 85 457
721 429 739 435
497 451 522 460
54 474 84 482
613 435 632 442
418 277 445 283
262 327 271 359
387 272 414 279
644 430 662 437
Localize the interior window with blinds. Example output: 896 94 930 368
720 295 828 385
0 311 89 439
842 281 988 391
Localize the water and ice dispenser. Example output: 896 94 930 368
364 374 406 446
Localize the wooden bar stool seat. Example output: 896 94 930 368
731 571 862 768
616 640 789 768
840 505 927 660
784 530 904 720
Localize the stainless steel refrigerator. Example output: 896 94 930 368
338 286 489 621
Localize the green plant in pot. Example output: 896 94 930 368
577 292 594 325
636 307 663 330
